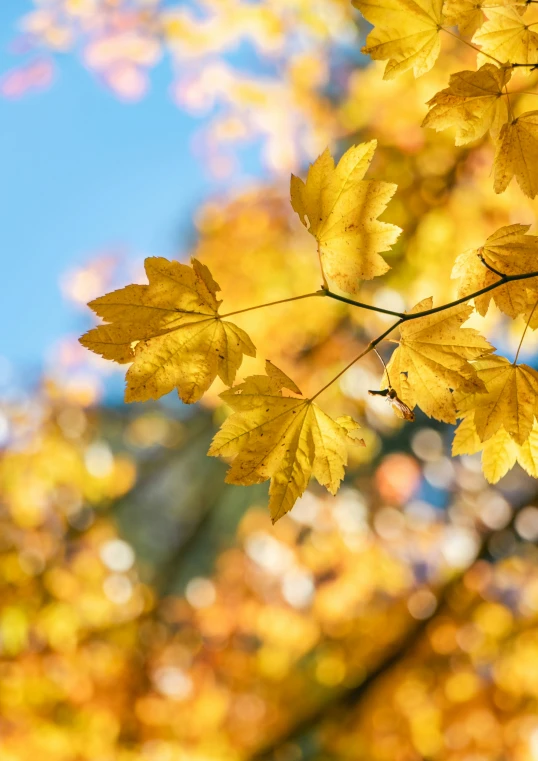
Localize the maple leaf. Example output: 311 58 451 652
473 6 538 68
451 224 538 318
442 0 490 36
208 361 363 522
453 415 538 483
455 355 538 444
481 427 520 483
422 64 510 145
353 0 444 79
517 420 538 477
494 112 538 198
290 142 401 293
80 257 256 404
382 298 495 423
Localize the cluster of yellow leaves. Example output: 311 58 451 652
354 0 538 197
381 224 538 486
81 140 538 516
80 142 389 520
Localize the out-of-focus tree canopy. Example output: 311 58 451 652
3 1 538 759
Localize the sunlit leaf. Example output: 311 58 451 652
80 258 256 403
290 142 401 292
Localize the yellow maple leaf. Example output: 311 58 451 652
451 224 538 318
453 415 538 483
455 355 538 444
383 298 495 423
494 112 538 198
422 64 510 145
443 0 491 36
80 257 256 404
473 6 538 68
517 420 538 476
452 417 517 484
208 361 363 522
452 414 482 455
481 427 519 483
353 0 444 79
290 142 401 293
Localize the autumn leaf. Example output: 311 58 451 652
382 298 494 423
451 224 538 318
80 257 256 404
353 0 444 79
442 0 490 36
494 112 538 198
452 414 482 456
453 415 538 483
517 420 538 477
474 6 538 68
290 142 401 293
208 361 363 522
422 64 510 145
455 355 538 445
481 427 520 483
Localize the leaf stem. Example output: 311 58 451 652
504 84 514 121
220 292 323 318
373 347 391 386
514 297 538 364
441 26 502 65
317 243 329 290
310 321 403 401
510 90 538 97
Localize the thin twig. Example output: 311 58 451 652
441 26 503 65
317 243 329 290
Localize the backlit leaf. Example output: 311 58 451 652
455 356 538 445
494 112 538 198
80 257 256 404
383 298 495 423
208 361 363 522
290 142 401 293
422 64 510 145
474 6 538 68
451 224 538 318
353 0 444 79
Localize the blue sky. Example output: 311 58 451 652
0 2 264 377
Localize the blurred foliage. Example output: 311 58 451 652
4 0 538 759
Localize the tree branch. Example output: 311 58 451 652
310 268 538 400
323 289 405 317
478 255 508 281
